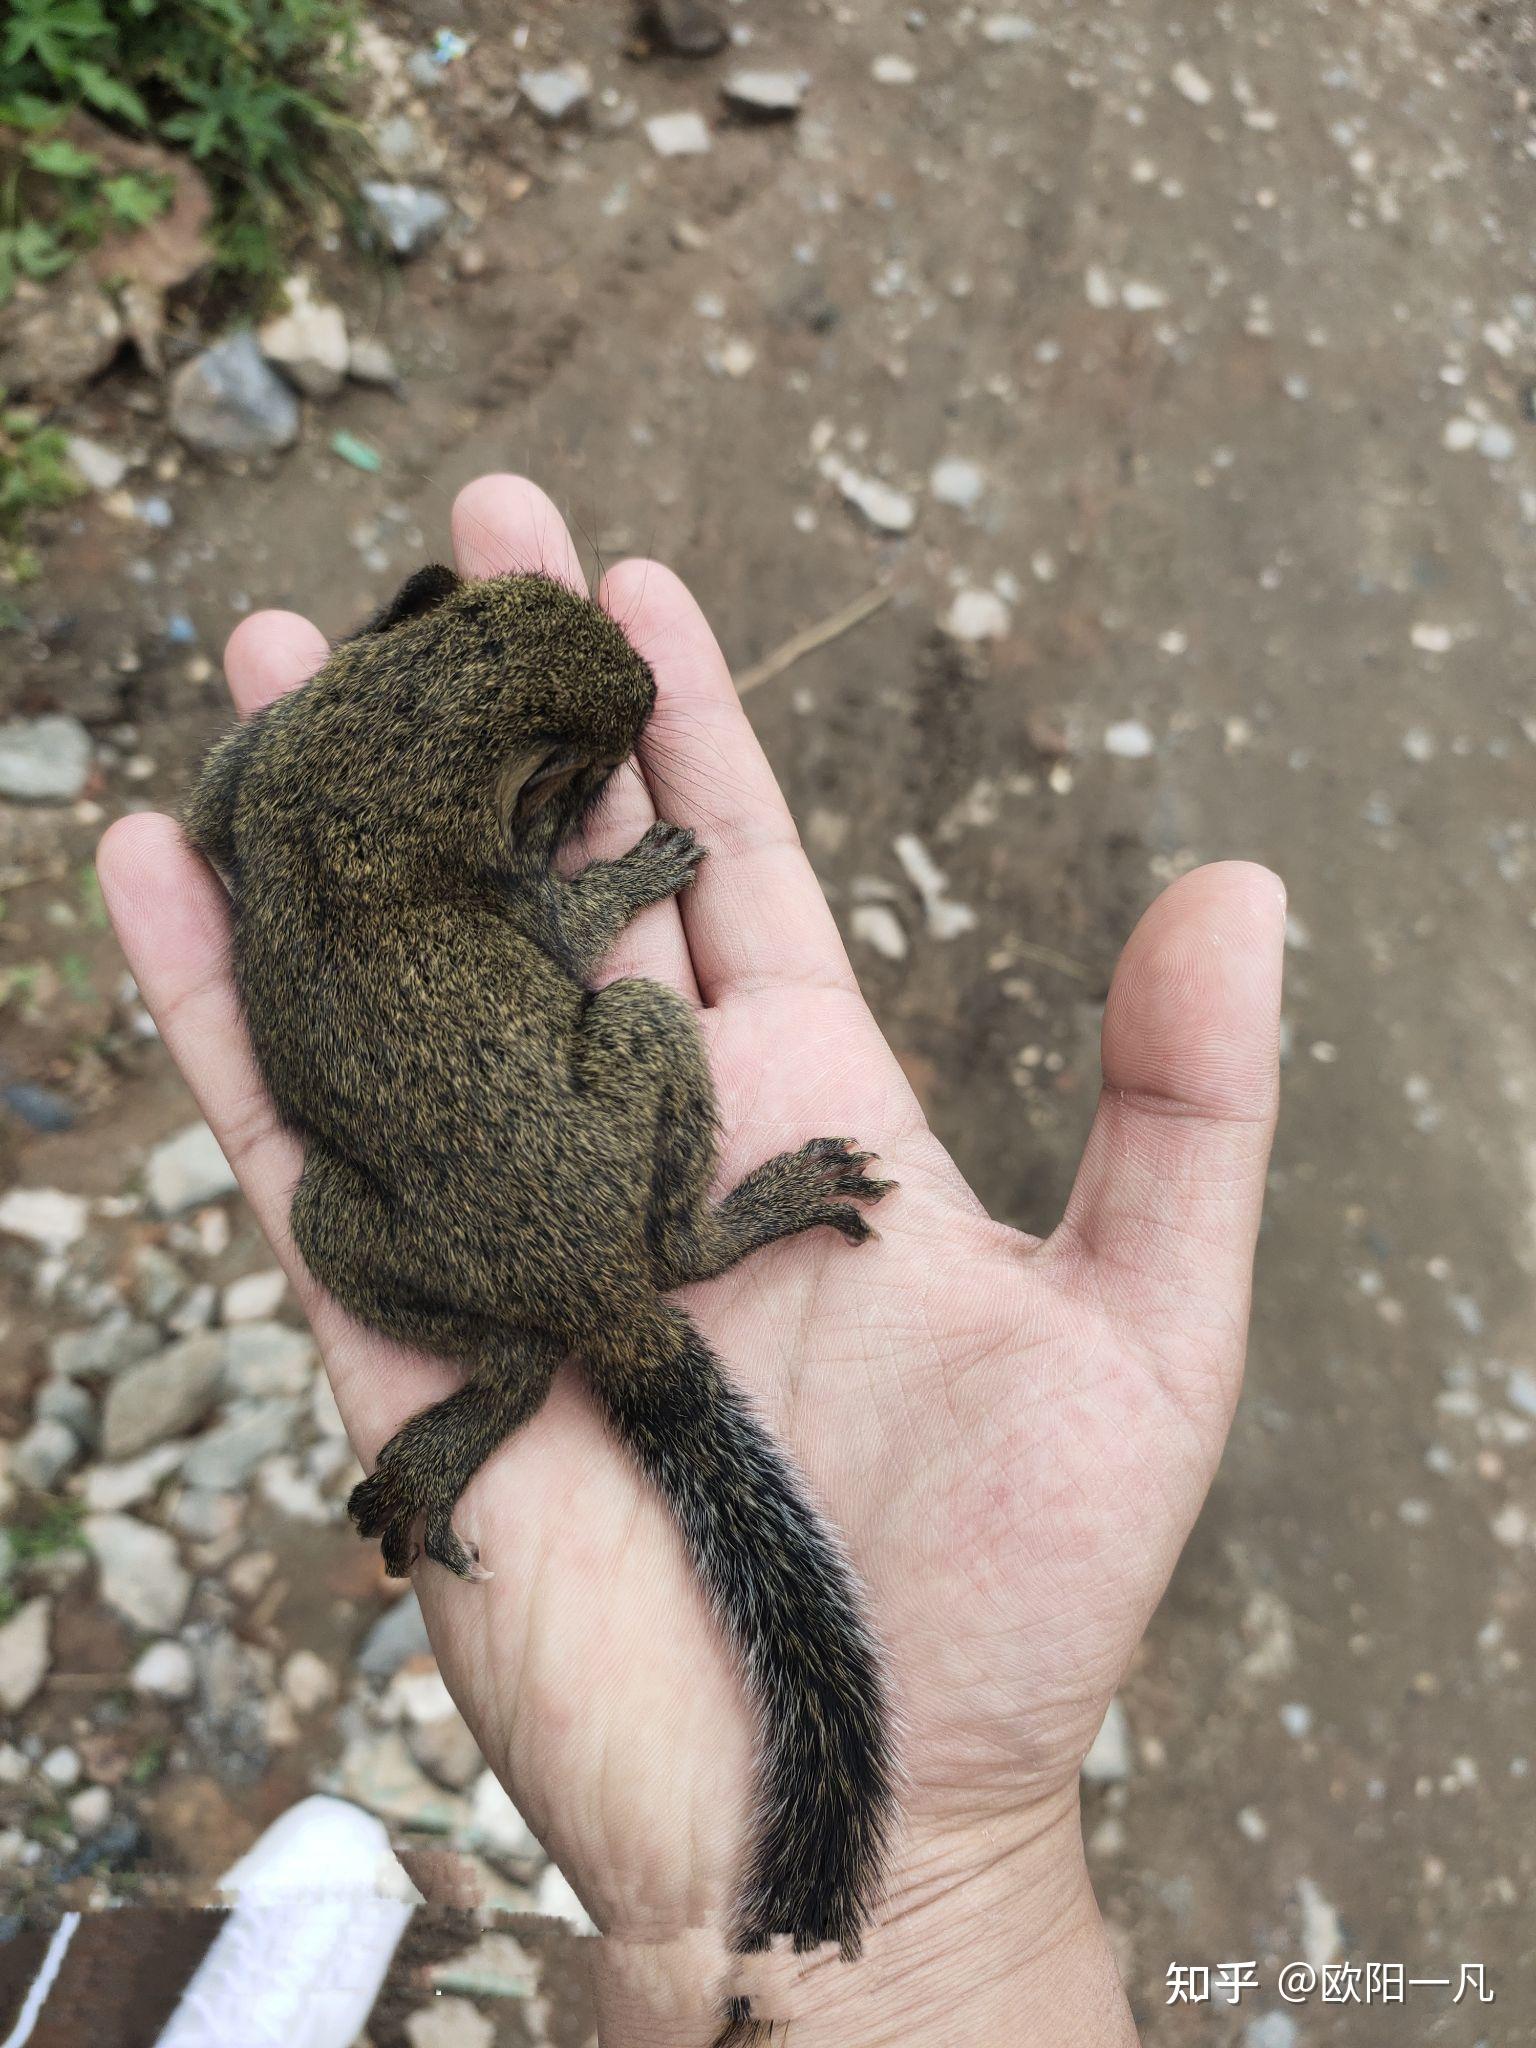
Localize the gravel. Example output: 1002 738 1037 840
0 1598 51 1713
645 111 712 158
101 1334 225 1461
12 1419 84 1491
84 1514 192 1633
257 276 350 401
51 1313 160 1379
0 1188 88 1252
180 1400 301 1490
519 64 592 123
723 70 809 117
362 182 452 259
144 1122 238 1216
169 332 301 457
0 715 93 802
131 1640 197 1702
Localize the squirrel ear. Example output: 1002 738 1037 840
351 564 461 638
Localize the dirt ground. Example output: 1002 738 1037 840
3 1 1534 2042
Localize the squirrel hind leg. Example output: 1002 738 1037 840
348 1331 560 1580
653 1134 896 1289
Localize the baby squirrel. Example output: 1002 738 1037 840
186 566 896 2027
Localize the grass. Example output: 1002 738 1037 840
7 1496 87 1565
0 391 81 586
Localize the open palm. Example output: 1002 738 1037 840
99 478 1282 2044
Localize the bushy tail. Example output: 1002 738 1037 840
588 1303 894 1978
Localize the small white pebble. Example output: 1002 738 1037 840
930 457 985 509
941 588 1011 642
1171 60 1215 106
1410 622 1453 653
871 53 918 84
1104 719 1155 760
851 903 909 961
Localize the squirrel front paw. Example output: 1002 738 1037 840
628 820 707 902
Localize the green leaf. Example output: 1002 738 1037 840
24 138 98 179
11 222 72 280
102 173 171 226
0 93 68 132
74 62 150 127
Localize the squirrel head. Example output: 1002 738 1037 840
224 567 659 889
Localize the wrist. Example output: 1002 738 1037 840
592 1790 1138 2048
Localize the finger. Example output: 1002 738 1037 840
599 559 859 1008
1047 861 1285 1389
451 472 585 590
452 476 695 999
96 813 452 1457
224 610 330 717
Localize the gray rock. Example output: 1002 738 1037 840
519 64 592 122
0 716 92 803
145 1121 237 1216
723 69 809 117
84 1514 191 1633
257 276 349 400
66 435 130 492
101 1333 224 1460
40 1744 79 1788
0 1598 51 1712
0 277 122 397
129 1248 189 1324
170 1486 244 1543
362 182 452 259
408 1710 484 1791
646 0 727 57
68 1785 112 1835
347 337 401 389
79 1443 187 1514
220 1270 288 1326
0 1188 88 1253
191 1627 276 1760
169 331 300 456
645 110 712 158
371 114 431 175
1082 1697 1133 1784
2 1081 74 1133
224 1322 315 1398
338 1729 472 1833
51 1313 160 1380
13 1419 83 1491
180 1400 300 1490
131 1639 196 1701
357 1590 431 1679
33 1377 95 1445
166 1283 218 1334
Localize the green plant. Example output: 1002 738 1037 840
0 0 362 295
7 1497 86 1563
0 391 81 581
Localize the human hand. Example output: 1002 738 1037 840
98 476 1283 2045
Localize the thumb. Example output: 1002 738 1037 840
1046 861 1285 1401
